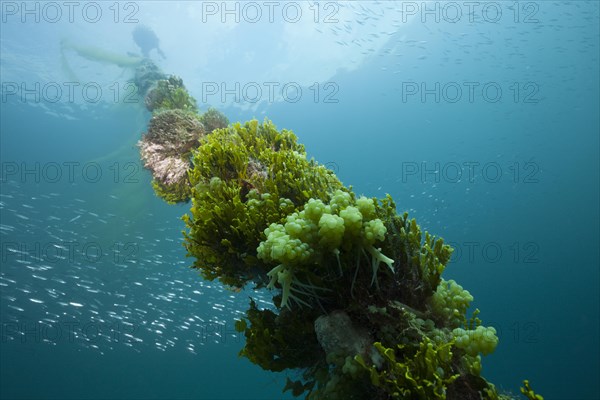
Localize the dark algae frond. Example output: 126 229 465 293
134 61 542 400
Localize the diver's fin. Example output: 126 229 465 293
60 38 142 67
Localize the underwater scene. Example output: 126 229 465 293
0 1 598 399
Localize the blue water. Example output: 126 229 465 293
1 2 598 399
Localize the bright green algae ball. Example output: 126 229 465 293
453 326 499 356
431 279 474 328
257 190 394 309
318 213 345 250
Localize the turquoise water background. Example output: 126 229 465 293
1 2 598 399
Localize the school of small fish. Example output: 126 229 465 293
0 178 274 356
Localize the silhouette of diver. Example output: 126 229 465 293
59 26 165 81
132 25 166 59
